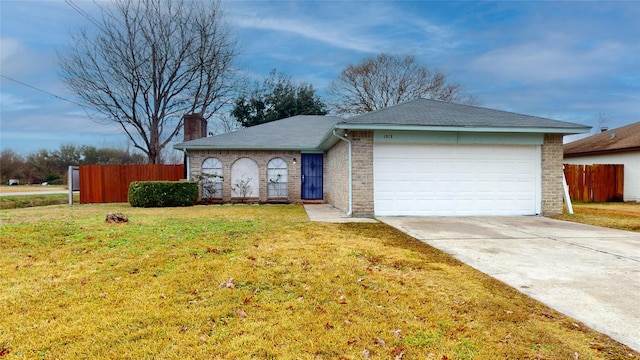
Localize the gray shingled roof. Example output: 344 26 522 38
174 115 342 150
340 98 590 132
174 99 591 151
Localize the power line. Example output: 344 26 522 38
0 74 115 131
0 74 88 109
65 0 105 31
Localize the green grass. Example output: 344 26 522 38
0 193 79 210
1 204 637 359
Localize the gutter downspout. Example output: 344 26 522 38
332 130 352 216
184 149 190 181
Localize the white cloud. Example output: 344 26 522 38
0 38 24 64
0 92 37 112
233 16 377 53
470 34 631 84
227 1 456 56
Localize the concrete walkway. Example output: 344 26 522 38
378 216 640 351
303 204 377 223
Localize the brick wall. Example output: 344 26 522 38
188 132 563 216
350 131 374 216
541 134 564 215
183 114 207 141
325 140 349 212
189 150 301 203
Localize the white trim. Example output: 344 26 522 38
336 123 590 134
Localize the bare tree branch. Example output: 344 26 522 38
59 0 240 163
328 53 479 115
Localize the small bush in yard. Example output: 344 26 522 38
128 181 198 207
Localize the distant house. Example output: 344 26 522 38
564 121 640 202
175 98 589 216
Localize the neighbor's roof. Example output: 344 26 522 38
174 115 342 151
337 98 591 134
564 121 640 157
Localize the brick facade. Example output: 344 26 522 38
187 131 566 216
188 150 301 203
325 140 349 212
323 131 565 217
183 114 207 141
541 133 565 215
350 131 374 216
323 131 374 216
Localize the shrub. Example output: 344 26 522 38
128 181 198 207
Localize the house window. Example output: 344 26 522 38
267 158 288 198
201 157 223 198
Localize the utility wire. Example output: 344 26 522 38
0 74 113 131
0 74 88 108
65 0 105 31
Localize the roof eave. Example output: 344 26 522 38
335 123 591 134
564 146 640 157
173 144 322 152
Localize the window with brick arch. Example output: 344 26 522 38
267 158 288 198
201 158 223 198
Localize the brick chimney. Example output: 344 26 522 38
183 114 207 141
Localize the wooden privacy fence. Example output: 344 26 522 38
563 164 624 202
79 164 185 203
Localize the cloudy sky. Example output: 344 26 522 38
1 0 639 155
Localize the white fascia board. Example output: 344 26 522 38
316 129 345 151
173 145 321 152
334 124 591 134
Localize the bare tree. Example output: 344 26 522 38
59 0 239 164
209 113 242 135
328 53 479 115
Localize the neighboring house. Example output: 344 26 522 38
174 98 590 216
564 121 640 202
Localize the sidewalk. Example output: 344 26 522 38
303 204 377 223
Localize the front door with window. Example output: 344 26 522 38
301 154 323 200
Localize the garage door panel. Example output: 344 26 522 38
374 143 540 216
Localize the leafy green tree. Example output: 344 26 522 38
231 70 327 127
49 145 83 174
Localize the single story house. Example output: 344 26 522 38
564 121 640 202
174 98 590 216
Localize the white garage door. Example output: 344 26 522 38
374 143 541 216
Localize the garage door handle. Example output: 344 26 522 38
301 174 305 183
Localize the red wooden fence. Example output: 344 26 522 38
79 164 185 203
563 164 624 202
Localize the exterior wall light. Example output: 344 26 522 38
292 157 297 165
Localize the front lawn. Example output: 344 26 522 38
555 202 640 232
1 205 636 359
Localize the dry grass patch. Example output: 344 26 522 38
1 204 637 359
0 185 66 194
555 202 640 232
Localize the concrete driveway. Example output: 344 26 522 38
378 216 640 351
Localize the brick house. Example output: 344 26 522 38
174 98 589 216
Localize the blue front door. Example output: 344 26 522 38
301 154 323 200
